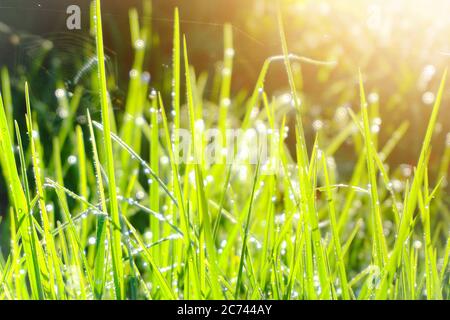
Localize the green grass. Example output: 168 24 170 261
0 0 449 300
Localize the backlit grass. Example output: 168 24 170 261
0 0 448 300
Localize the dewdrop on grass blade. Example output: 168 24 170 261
222 68 231 77
134 39 145 50
88 237 96 246
372 117 382 132
135 116 145 126
149 89 157 100
281 93 292 104
413 240 422 250
160 156 169 165
135 191 145 201
55 88 66 98
250 107 259 119
194 119 205 132
67 155 77 165
225 48 235 58
222 98 231 108
129 69 139 78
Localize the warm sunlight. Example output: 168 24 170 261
0 0 448 305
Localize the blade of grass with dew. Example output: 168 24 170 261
242 54 335 130
0 257 12 299
119 7 148 189
93 120 178 207
52 138 69 215
51 137 90 298
172 8 181 155
441 235 450 286
25 83 66 299
212 165 233 242
94 0 124 299
278 7 331 298
149 95 160 259
358 73 388 268
235 160 261 298
87 110 109 299
14 121 31 205
420 167 442 299
76 125 89 246
321 152 350 299
8 207 25 298
183 35 223 299
122 215 176 299
54 187 91 299
218 23 234 145
376 69 447 299
12 120 47 299
58 85 83 147
159 95 201 298
1 67 13 137
158 94 187 219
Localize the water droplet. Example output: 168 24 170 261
422 91 435 105
141 72 151 83
135 191 145 201
368 92 379 104
222 98 231 108
312 119 324 131
281 93 292 104
222 68 231 76
400 164 412 177
413 240 422 249
67 155 77 165
195 119 205 132
129 69 139 78
160 156 169 165
88 237 96 245
135 116 145 126
134 39 145 50
225 48 235 57
55 88 66 99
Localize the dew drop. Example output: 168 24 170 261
55 88 66 99
88 237 96 245
67 155 77 165
422 91 435 105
